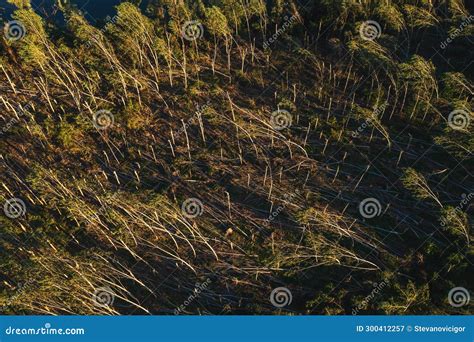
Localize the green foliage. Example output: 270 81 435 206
401 168 442 207
403 5 439 28
7 0 31 8
399 55 438 98
11 9 48 66
375 2 405 32
441 206 470 242
441 72 472 100
205 6 231 37
348 38 394 69
380 281 431 314
0 0 471 316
